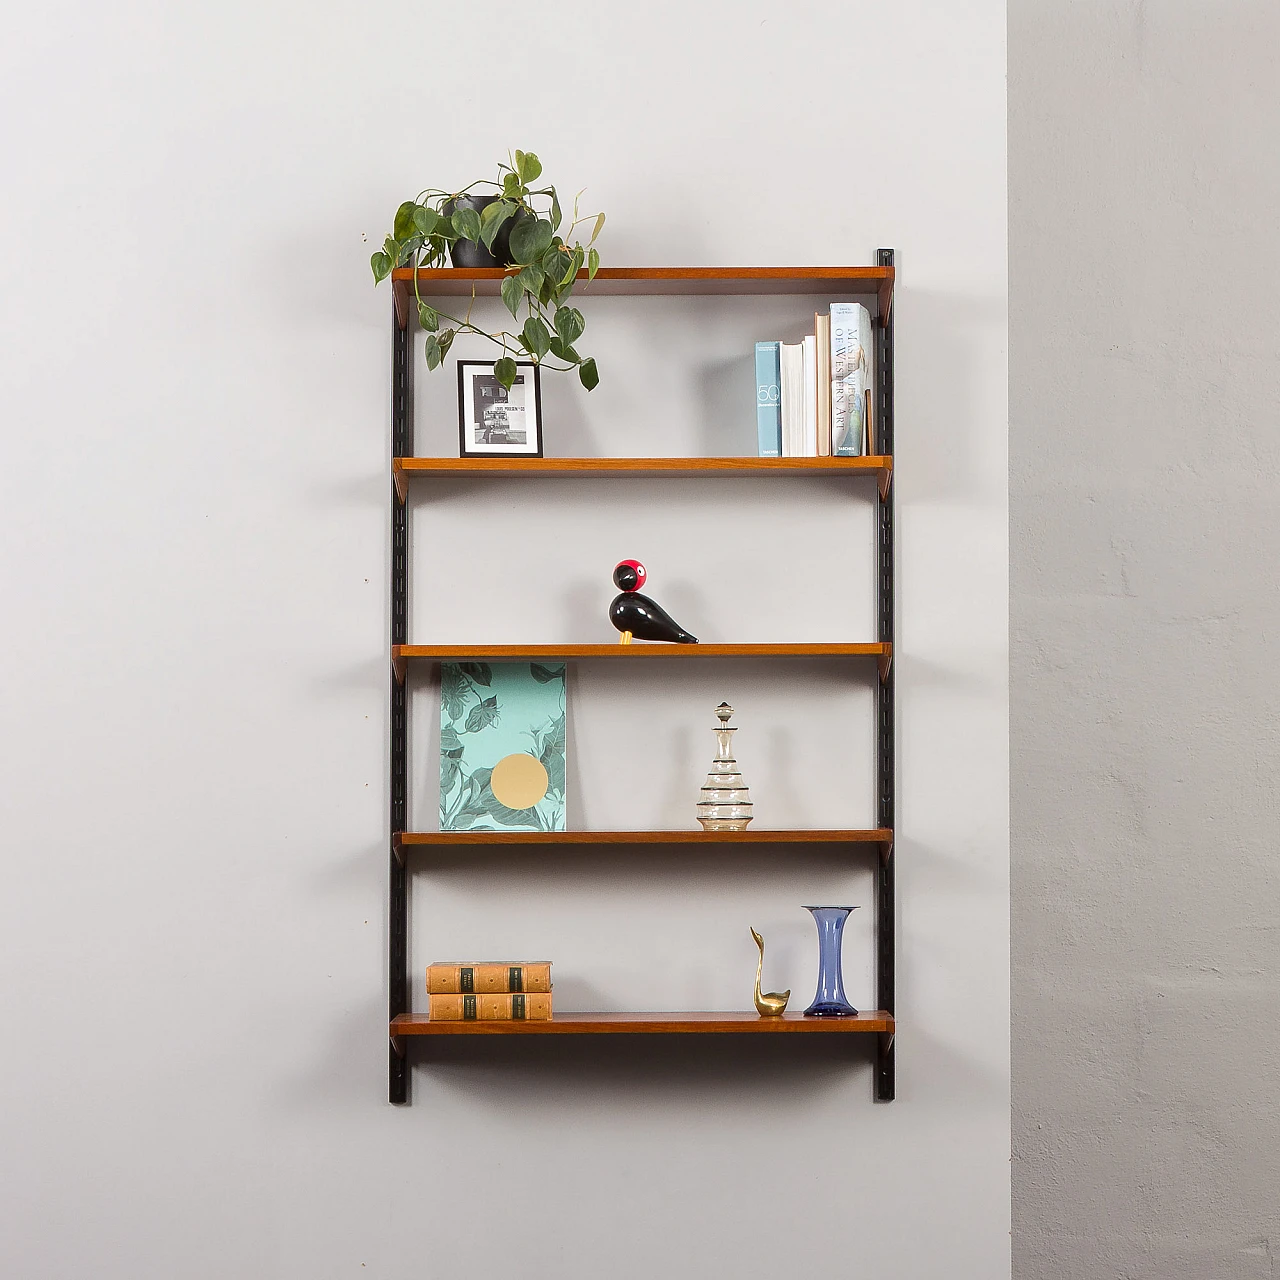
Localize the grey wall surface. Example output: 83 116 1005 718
0 2 1007 1278
1012 2 1280 1275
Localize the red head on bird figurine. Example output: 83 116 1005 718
612 559 647 593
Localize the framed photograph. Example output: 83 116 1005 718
457 360 543 458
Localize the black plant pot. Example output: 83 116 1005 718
443 194 516 268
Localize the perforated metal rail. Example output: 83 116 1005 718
875 247 897 1102
389 315 412 1104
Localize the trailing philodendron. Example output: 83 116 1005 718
370 150 605 391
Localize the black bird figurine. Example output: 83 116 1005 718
609 559 698 645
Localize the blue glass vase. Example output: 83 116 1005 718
803 905 860 1016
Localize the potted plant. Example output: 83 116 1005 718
371 150 605 391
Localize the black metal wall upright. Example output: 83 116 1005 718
389 309 412 1104
875 247 897 1102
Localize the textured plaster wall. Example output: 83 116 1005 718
1012 2 1280 1276
0 3 1006 1277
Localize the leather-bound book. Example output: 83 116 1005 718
427 992 553 1021
426 962 552 994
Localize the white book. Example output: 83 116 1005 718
779 341 805 457
830 302 873 457
802 334 818 457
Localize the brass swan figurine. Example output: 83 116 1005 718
750 927 790 1016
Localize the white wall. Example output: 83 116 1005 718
0 3 1007 1277
1011 2 1280 1275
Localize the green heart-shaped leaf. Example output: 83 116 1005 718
551 245 582 291
500 274 523 319
515 150 542 184
451 207 482 243
479 199 515 249
509 217 554 265
522 316 551 360
394 201 418 240
515 264 544 297
554 306 585 345
548 336 580 364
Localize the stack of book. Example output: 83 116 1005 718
755 302 876 458
425 960 553 1021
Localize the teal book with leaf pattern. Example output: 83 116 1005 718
439 661 567 832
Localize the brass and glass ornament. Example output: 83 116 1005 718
696 702 753 830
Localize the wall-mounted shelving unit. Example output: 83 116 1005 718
387 256 896 1104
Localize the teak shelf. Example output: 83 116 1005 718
392 642 893 686
394 828 895 865
393 455 894 502
391 1011 895 1041
386 255 898 1104
391 265 895 327
396 828 893 846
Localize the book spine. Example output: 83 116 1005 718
427 992 553 1021
754 342 781 458
425 963 553 994
779 342 804 457
858 305 874 454
830 303 871 457
815 313 832 456
802 334 818 457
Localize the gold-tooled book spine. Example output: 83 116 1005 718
427 992 553 1021
425 963 552 994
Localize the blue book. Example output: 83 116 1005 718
754 341 782 457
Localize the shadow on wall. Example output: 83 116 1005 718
270 996 879 1116
408 1030 878 1112
405 839 882 885
901 286 1007 507
273 993 1004 1118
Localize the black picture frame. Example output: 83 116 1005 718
456 360 544 459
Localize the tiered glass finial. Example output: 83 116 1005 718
696 702 753 831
